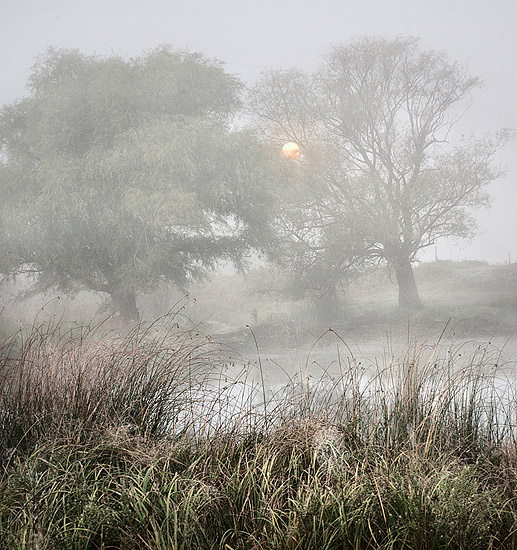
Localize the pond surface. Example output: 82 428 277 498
229 329 517 388
180 324 517 434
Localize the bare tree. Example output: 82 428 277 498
250 37 512 310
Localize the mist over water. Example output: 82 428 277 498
227 327 517 396
2 5 517 547
1 2 516 383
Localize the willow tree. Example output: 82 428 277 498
250 37 510 309
0 47 275 320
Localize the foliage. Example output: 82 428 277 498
1 320 517 548
0 47 276 320
0 313 236 458
249 37 512 309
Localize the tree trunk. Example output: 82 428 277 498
110 290 140 322
393 260 424 310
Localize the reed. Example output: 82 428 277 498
1 318 517 549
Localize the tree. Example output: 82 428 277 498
249 37 511 310
0 47 276 320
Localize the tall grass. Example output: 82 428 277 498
1 318 517 549
0 313 246 458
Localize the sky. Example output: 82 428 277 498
1 0 516 263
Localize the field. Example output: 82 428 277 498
1 260 517 549
2 260 517 339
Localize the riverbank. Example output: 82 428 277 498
1 317 517 549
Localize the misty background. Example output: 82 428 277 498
3 6 517 546
1 0 517 358
1 0 516 264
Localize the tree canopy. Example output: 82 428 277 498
0 46 276 320
249 37 511 309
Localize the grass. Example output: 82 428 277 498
1 316 517 548
2 260 517 343
156 260 517 340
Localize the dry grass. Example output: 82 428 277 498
1 317 517 548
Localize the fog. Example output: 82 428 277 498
1 0 516 368
2 1 516 263
4 7 517 541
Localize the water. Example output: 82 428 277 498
231 330 517 390
163 319 517 435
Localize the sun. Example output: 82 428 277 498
281 141 301 159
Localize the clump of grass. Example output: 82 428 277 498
0 313 238 459
1 320 517 549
